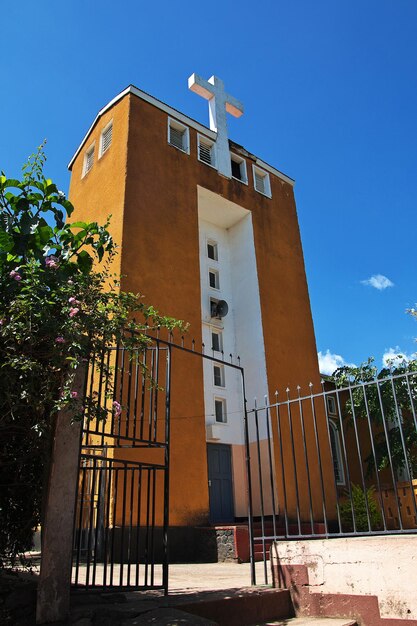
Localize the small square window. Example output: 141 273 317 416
207 240 218 261
82 145 95 177
168 118 189 153
253 165 271 197
209 269 220 289
215 398 227 423
198 135 216 167
230 153 248 183
100 121 113 157
211 331 223 352
327 396 337 415
213 365 225 387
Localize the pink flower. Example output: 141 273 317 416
45 256 58 269
69 307 79 318
67 280 74 285
0 319 4 326
55 336 65 344
68 297 80 305
113 401 122 417
9 269 22 281
71 391 78 399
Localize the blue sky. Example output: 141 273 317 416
2 0 417 373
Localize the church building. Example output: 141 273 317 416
68 75 324 555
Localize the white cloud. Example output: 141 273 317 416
318 350 348 375
382 347 416 368
361 274 394 290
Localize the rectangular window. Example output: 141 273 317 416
326 396 337 415
82 145 94 177
213 365 225 387
253 165 271 197
168 118 189 153
215 398 227 423
210 298 219 318
100 121 113 157
198 135 216 167
231 153 248 183
207 240 218 261
211 331 223 352
209 269 220 289
329 421 345 485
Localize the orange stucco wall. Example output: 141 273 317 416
69 89 333 528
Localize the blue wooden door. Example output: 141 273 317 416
207 443 234 524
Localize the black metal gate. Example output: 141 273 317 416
72 335 171 591
72 332 253 593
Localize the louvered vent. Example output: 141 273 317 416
84 148 94 175
199 138 213 166
101 124 113 155
255 171 266 194
169 125 186 150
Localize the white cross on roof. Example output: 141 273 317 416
188 74 244 179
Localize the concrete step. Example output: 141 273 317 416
253 618 357 626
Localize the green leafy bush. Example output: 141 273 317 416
0 147 183 566
339 484 382 532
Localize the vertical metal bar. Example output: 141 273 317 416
148 349 155 442
85 457 98 588
103 458 112 588
390 375 417 523
286 389 301 534
101 346 112 447
376 378 404 529
117 347 126 444
254 400 268 584
264 397 278 539
95 340 106 443
334 387 354 533
150 468 156 587
321 387 342 534
119 463 128 586
125 345 134 439
153 342 160 442
127 467 135 587
346 381 371 532
297 387 314 533
241 370 256 586
144 469 152 587
91 460 104 586
309 385 329 535
139 349 147 441
109 465 119 587
275 394 289 537
133 349 141 444
111 341 121 439
361 382 388 530
162 344 171 594
86 350 96 439
135 467 143 588
74 463 87 586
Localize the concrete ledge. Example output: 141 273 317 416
271 536 417 625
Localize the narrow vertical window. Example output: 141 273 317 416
207 240 218 261
198 135 216 167
168 118 189 153
83 145 94 177
209 269 220 289
215 398 227 423
211 331 223 352
253 165 271 197
213 365 225 387
100 122 113 157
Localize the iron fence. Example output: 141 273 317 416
72 336 171 591
246 369 417 583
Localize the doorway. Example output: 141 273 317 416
207 443 234 524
